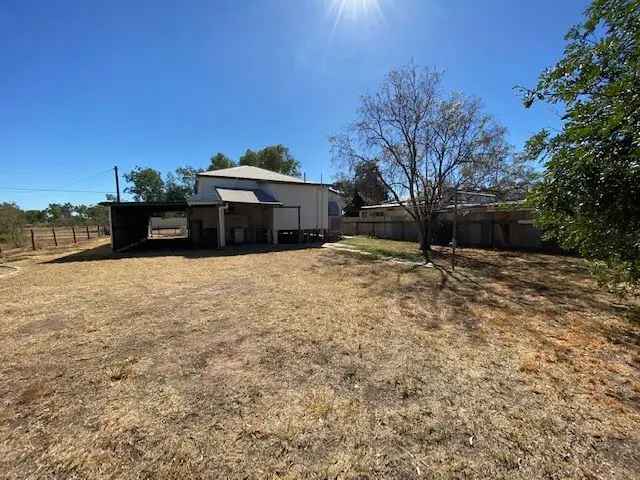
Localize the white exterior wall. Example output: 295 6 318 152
360 206 411 219
267 183 328 230
193 176 329 231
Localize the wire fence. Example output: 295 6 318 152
0 225 109 255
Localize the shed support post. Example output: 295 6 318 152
272 207 278 245
218 206 226 248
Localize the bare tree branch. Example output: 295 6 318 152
330 64 513 259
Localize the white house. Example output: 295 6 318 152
107 165 342 251
191 165 339 247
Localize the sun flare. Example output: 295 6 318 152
327 0 384 30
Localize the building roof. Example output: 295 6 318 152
198 165 322 185
361 199 529 212
215 187 282 205
100 200 190 208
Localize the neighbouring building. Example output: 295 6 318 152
346 198 553 251
106 166 343 251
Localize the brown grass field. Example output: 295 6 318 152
1 237 639 479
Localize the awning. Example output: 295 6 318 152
215 187 282 205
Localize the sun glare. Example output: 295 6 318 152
327 0 384 34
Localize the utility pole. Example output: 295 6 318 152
114 166 121 202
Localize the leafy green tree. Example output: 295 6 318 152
521 0 640 290
334 160 389 214
207 153 235 171
86 204 109 225
353 161 388 204
165 166 203 201
45 203 74 224
124 167 165 202
73 204 89 223
0 202 26 247
239 145 301 176
343 190 367 217
238 149 260 168
24 209 47 225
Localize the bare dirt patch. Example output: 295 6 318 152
1 240 639 479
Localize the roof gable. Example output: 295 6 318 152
198 165 314 184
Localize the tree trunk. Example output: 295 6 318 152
417 217 432 261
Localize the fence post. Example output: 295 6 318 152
31 229 36 250
52 226 58 246
86 225 90 239
72 226 77 243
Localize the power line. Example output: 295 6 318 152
0 187 115 194
64 168 115 187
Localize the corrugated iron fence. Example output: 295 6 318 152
342 209 557 252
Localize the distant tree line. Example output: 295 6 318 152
124 144 301 202
0 201 110 248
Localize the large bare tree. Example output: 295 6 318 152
331 64 511 259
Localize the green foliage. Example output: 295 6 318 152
165 166 202 201
24 209 47 224
123 167 165 202
207 153 235 171
343 191 366 217
239 145 301 176
38 202 108 226
45 203 75 224
522 0 640 289
0 202 26 247
123 165 202 202
334 160 389 216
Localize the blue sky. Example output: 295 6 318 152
1 0 589 209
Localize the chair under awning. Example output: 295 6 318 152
215 187 282 206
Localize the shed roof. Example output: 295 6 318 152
198 165 322 185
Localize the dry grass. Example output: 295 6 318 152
1 238 639 479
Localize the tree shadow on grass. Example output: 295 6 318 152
326 246 640 366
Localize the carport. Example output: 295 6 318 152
105 200 223 251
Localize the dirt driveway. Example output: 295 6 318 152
1 240 639 479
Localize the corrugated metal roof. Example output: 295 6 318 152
198 165 319 184
216 187 282 205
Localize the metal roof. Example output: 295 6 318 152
216 187 282 205
100 200 190 208
197 165 322 185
